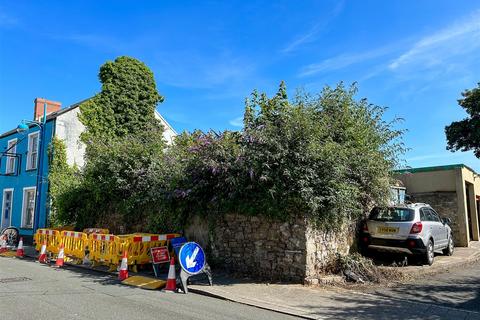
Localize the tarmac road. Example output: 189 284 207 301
364 258 480 314
0 257 297 320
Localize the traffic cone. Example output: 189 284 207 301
164 257 177 292
0 235 7 253
55 243 65 267
16 237 24 258
118 250 128 281
38 241 47 264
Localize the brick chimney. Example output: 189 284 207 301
34 98 61 121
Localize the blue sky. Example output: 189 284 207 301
1 1 479 171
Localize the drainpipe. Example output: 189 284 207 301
32 102 47 233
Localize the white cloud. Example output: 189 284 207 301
282 23 323 54
229 116 243 127
299 46 395 77
389 11 480 70
281 0 344 54
152 51 256 89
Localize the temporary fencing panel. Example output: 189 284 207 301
32 230 182 271
83 228 109 235
89 233 122 268
123 234 181 266
33 229 60 254
62 231 88 262
125 235 167 266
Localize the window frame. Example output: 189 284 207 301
1 188 14 227
420 208 432 221
428 208 442 223
5 138 17 174
26 132 40 171
21 186 36 229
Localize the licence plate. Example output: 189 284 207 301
377 226 399 234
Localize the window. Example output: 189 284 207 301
6 139 17 174
26 132 39 170
428 209 441 222
1 189 13 228
369 207 415 222
420 208 427 221
21 187 36 229
420 208 440 222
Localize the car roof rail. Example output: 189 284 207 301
412 202 430 207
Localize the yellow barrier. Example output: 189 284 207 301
123 234 181 266
62 231 88 262
83 228 109 235
52 225 75 231
89 234 123 269
33 229 60 254
33 230 181 270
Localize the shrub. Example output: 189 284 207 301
161 82 404 230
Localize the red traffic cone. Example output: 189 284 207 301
0 235 7 253
118 250 128 281
164 257 177 292
38 241 47 264
55 243 65 267
16 237 24 257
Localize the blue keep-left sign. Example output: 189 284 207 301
178 242 206 275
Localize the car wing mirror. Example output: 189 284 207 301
442 217 452 224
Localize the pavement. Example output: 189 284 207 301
189 241 480 320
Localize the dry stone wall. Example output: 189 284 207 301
185 213 351 283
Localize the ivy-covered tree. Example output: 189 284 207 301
80 56 164 141
53 56 168 232
445 83 480 157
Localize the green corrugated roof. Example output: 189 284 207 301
394 163 478 175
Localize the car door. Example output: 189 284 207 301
430 209 448 248
420 207 435 245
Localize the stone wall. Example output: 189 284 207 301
305 224 352 281
185 213 351 283
410 192 460 241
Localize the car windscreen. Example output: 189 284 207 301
369 207 415 222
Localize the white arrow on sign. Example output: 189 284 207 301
185 247 199 269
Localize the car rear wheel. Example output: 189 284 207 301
423 239 434 265
442 236 454 256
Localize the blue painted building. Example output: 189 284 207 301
0 97 177 240
0 98 83 239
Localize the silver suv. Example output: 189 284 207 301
360 203 454 265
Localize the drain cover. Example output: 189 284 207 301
0 277 31 283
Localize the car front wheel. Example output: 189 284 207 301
423 239 434 265
443 236 454 256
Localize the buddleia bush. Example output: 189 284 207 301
164 82 404 230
